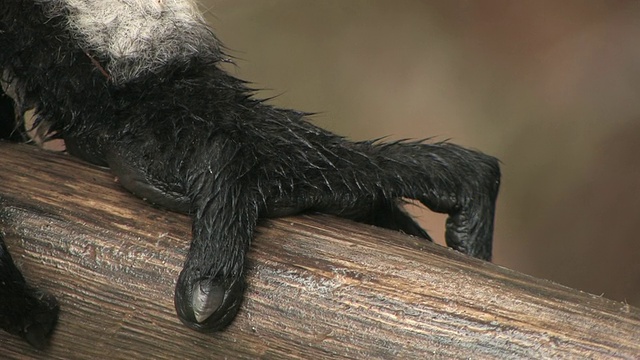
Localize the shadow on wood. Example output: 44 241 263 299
0 142 638 359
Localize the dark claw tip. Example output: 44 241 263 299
24 322 51 350
174 269 245 332
191 281 225 323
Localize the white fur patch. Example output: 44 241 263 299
38 0 217 83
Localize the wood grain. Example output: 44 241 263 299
0 142 638 359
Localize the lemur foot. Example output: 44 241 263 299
0 238 59 349
20 290 58 350
1 287 59 350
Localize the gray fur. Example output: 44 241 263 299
37 0 218 84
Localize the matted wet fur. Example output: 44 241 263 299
0 0 500 349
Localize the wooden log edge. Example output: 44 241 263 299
0 142 638 359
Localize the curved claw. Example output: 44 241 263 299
174 269 244 332
191 281 225 323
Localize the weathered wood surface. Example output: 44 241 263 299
0 142 638 359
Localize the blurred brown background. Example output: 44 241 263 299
199 0 640 307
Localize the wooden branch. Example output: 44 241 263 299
0 142 638 359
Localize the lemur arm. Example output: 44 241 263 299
0 0 499 348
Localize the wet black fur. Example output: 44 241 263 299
0 1 500 349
